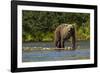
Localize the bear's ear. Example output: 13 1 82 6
64 24 68 26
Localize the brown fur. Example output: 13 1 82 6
54 24 76 49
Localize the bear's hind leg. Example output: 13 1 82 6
57 41 61 48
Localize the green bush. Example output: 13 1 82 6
22 10 90 42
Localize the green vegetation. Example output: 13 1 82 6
22 10 90 42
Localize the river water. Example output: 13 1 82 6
22 40 90 62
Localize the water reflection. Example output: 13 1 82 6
22 40 90 62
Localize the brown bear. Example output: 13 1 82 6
54 24 76 50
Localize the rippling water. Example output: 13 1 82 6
22 40 90 62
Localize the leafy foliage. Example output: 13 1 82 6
22 10 90 42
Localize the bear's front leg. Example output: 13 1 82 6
61 39 64 48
